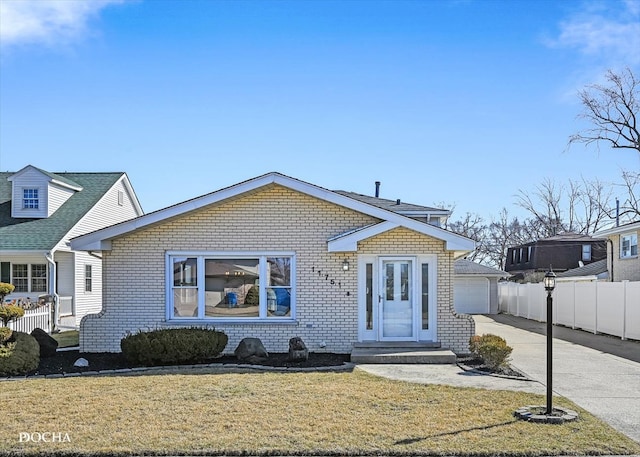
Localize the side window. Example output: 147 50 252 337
85 265 93 292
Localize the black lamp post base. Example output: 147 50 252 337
514 405 579 424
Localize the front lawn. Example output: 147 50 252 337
2 369 638 456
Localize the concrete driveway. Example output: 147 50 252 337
475 314 640 443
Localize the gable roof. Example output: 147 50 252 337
333 191 449 216
454 259 509 277
556 259 608 279
0 172 136 251
7 165 84 192
71 172 474 256
595 220 640 237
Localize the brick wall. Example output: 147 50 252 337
358 227 474 353
608 232 640 281
80 185 473 354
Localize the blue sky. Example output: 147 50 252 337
1 0 639 220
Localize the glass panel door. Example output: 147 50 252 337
380 259 413 340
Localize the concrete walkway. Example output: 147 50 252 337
475 314 640 443
359 314 640 443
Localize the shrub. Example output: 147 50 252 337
121 327 228 366
0 331 40 376
0 304 25 326
0 327 12 344
0 282 14 303
469 333 513 370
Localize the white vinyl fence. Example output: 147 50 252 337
7 303 52 334
498 281 640 340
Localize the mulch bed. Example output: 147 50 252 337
30 351 352 376
457 356 525 378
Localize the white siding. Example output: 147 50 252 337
10 167 49 219
47 182 75 216
53 251 75 315
61 177 142 246
54 176 141 325
0 254 49 300
73 251 103 327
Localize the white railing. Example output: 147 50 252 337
7 303 52 334
498 281 640 340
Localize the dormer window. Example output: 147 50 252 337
23 188 39 209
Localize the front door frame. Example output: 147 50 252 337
357 254 437 342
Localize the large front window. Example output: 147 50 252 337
621 233 638 258
11 264 47 293
169 253 294 320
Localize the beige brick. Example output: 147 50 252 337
80 185 473 354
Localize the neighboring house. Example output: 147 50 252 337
504 233 607 281
595 221 640 282
453 259 509 314
556 259 608 282
0 165 143 328
70 172 475 354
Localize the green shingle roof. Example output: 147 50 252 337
0 172 124 251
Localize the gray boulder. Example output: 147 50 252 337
288 336 309 362
73 358 89 368
234 337 269 363
30 328 58 358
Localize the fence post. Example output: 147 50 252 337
622 280 628 341
593 281 598 335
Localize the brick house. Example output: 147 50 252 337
595 221 640 282
70 173 475 354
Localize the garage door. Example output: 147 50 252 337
454 277 489 314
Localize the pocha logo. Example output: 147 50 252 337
19 432 71 443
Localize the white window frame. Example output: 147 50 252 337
166 251 296 323
11 263 47 293
582 244 592 262
85 265 93 292
23 188 39 209
620 233 638 259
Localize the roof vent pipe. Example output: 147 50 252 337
396 199 401 205
375 181 380 198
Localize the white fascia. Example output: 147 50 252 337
71 172 475 254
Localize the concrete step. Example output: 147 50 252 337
350 346 457 364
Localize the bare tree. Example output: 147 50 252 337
516 177 614 237
569 67 639 155
446 212 488 263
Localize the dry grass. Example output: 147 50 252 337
1 368 638 456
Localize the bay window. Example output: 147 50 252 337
168 253 294 320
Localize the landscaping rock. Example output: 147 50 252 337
235 337 268 363
30 328 58 358
73 358 89 368
288 336 309 362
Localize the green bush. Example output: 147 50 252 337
0 304 25 326
0 282 14 303
121 327 228 366
469 333 513 370
0 327 12 344
0 331 40 376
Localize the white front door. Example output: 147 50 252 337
358 255 437 343
380 259 414 340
